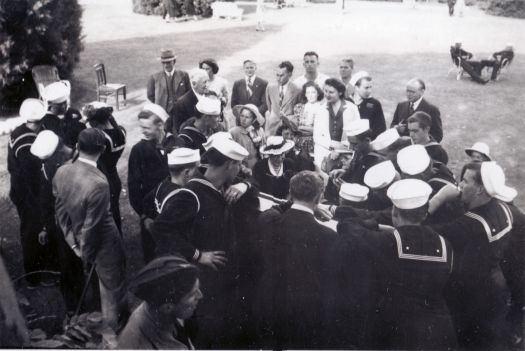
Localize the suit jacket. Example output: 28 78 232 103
53 160 122 265
265 82 301 136
391 98 443 142
230 76 269 115
166 89 198 134
147 70 191 114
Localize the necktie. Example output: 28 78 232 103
247 77 253 97
279 85 284 106
408 102 415 116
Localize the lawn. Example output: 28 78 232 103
1 0 524 282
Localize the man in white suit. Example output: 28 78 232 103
265 61 301 136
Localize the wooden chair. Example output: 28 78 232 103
94 63 126 110
31 65 71 101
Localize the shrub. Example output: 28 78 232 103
132 0 214 18
0 0 84 112
486 0 525 18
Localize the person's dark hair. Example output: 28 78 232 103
77 128 106 156
169 162 199 176
243 59 255 66
387 136 412 153
354 129 374 141
64 107 82 121
355 75 372 87
201 147 231 167
392 203 429 224
301 81 324 103
408 111 432 131
138 110 163 125
460 162 483 185
199 58 219 74
324 78 346 98
276 124 293 137
279 61 294 74
289 171 324 203
304 51 319 59
341 58 354 68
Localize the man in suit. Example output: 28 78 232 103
147 49 191 126
165 68 210 134
391 78 443 142
265 61 301 137
230 60 268 115
53 129 128 332
258 171 336 349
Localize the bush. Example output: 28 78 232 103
486 0 525 18
132 0 214 18
0 0 84 112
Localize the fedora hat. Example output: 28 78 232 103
232 104 265 126
160 49 177 62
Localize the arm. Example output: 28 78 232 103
430 106 443 142
127 146 144 216
258 80 269 115
313 107 331 150
230 81 240 108
80 183 112 262
373 101 387 137
391 103 402 128
146 75 155 103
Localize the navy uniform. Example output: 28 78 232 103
98 126 126 232
426 162 464 223
430 197 517 348
425 141 449 165
341 150 385 185
128 136 174 263
356 97 386 139
176 124 207 154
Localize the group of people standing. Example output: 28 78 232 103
4 48 524 350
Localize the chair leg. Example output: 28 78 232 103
123 87 127 106
115 93 119 111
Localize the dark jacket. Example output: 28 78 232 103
230 76 269 115
391 98 443 142
147 69 191 114
166 89 198 134
356 97 386 139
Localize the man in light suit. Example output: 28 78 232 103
53 129 128 332
390 78 443 142
230 60 268 115
147 49 191 124
265 61 301 136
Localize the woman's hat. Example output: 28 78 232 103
260 136 295 156
465 142 491 161
232 104 265 126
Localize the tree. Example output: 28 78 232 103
0 0 83 111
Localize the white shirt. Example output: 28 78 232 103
246 75 256 85
293 72 330 89
412 96 424 110
164 69 175 77
78 157 97 168
291 203 314 215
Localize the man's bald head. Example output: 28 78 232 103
406 78 426 103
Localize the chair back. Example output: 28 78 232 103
94 63 107 86
32 65 60 98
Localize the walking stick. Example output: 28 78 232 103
73 264 96 318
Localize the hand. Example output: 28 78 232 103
199 251 227 271
143 218 154 232
38 230 48 246
396 124 407 134
428 184 461 214
225 182 248 204
329 168 345 180
314 204 333 221
329 150 340 160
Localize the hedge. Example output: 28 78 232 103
132 0 214 17
0 0 84 113
486 0 525 18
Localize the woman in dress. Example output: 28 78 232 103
252 136 296 199
290 81 324 157
199 58 229 107
313 78 360 169
230 104 266 172
83 102 127 233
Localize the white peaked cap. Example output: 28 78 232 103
480 161 517 202
387 179 433 210
196 97 221 115
143 103 169 122
19 98 47 122
371 128 400 151
206 132 248 161
364 160 397 190
30 130 59 160
344 119 370 137
339 183 369 202
43 81 70 104
349 71 370 86
167 148 200 166
397 144 431 176
465 142 491 160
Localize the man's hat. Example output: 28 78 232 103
30 130 59 160
260 136 295 156
344 119 370 137
465 142 491 161
232 104 265 126
480 161 517 202
364 160 398 190
160 49 177 62
349 71 370 86
206 132 248 161
167 148 200 166
43 81 70 104
19 98 47 122
196 97 221 116
339 183 369 202
130 255 198 306
371 128 400 151
397 144 431 176
387 179 432 210
143 103 169 122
